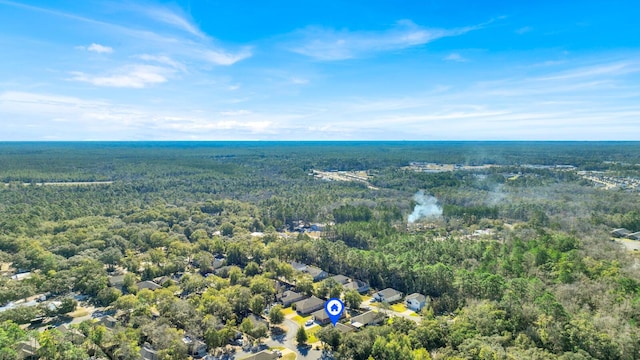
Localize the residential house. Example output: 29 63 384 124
58 324 86 344
290 261 307 272
312 308 345 325
277 290 307 307
628 232 640 241
183 336 207 358
405 293 427 311
330 275 351 285
294 296 325 315
343 279 370 294
99 315 118 329
136 281 161 291
241 350 279 360
140 343 159 360
15 338 39 360
305 266 328 282
611 228 632 238
373 288 403 303
108 275 126 291
350 311 386 329
247 314 269 329
335 322 356 334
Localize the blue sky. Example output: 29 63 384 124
0 0 639 140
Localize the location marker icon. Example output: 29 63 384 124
324 298 345 326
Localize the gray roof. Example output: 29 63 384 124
108 275 125 287
305 266 326 278
290 261 307 271
295 296 324 314
405 293 427 303
376 288 402 299
278 290 307 305
350 311 385 326
335 322 356 333
136 281 161 291
331 275 351 285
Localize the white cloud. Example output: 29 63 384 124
288 19 484 61
135 4 207 39
136 54 186 72
70 64 173 88
86 43 113 53
201 48 253 66
444 53 467 62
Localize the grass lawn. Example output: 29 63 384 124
410 312 419 317
362 295 373 302
282 307 295 316
306 325 321 343
282 353 296 360
68 309 89 318
391 303 408 312
291 314 312 326
269 346 286 350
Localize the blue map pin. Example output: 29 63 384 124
324 298 344 326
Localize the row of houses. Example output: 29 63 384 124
611 228 640 240
373 287 428 312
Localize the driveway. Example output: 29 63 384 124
263 318 322 360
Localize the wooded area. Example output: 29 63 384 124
0 141 639 360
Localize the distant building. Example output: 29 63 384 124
15 338 40 360
306 266 328 282
313 308 345 325
350 311 386 329
294 296 325 315
335 322 356 334
330 275 351 285
627 232 640 241
343 279 370 294
140 343 159 360
108 275 126 291
136 281 161 291
405 293 427 311
373 288 403 303
183 335 207 358
277 290 307 307
290 261 307 272
99 315 118 329
611 228 632 238
289 261 328 282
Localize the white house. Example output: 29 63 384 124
405 293 427 311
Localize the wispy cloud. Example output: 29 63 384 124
288 19 486 61
200 48 253 66
137 5 207 39
516 26 532 34
70 64 173 88
444 53 467 62
136 54 186 72
85 43 113 53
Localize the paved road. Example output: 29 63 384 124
263 318 322 360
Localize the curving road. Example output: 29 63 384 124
263 318 322 360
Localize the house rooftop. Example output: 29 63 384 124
294 296 324 314
377 288 402 299
330 275 351 285
406 293 427 302
136 281 161 291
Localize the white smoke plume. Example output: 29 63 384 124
408 190 443 223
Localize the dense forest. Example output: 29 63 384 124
0 142 639 360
